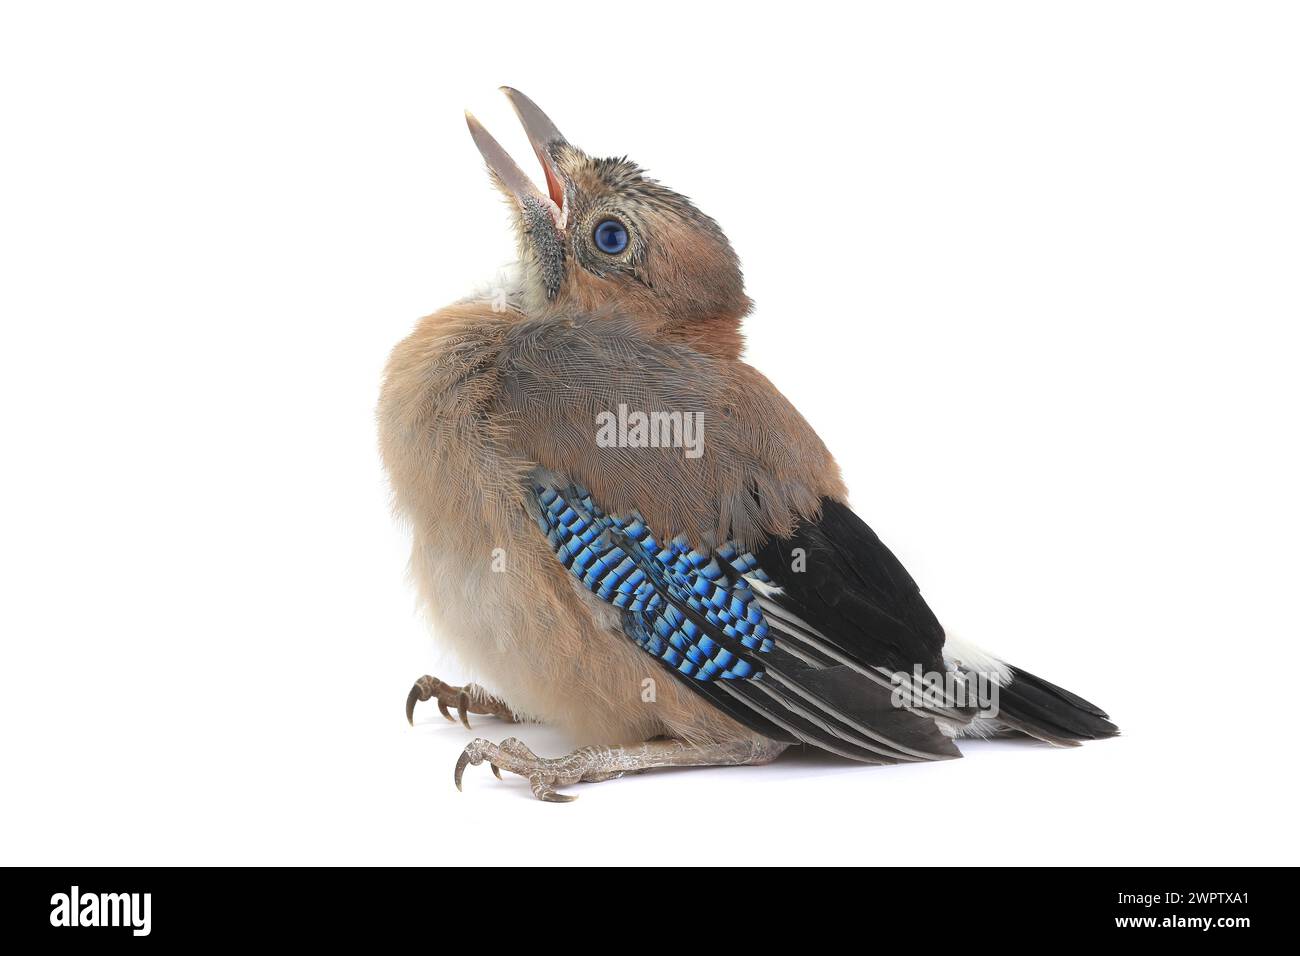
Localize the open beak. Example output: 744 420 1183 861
465 87 569 230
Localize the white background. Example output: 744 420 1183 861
2 2 1296 866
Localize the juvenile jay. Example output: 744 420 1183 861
380 89 1117 802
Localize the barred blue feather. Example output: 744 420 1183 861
531 478 773 681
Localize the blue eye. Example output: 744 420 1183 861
593 218 629 254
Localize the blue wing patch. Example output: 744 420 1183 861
531 478 773 681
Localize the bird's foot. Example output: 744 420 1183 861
454 737 597 802
405 675 517 729
454 736 787 803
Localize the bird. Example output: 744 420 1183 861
379 88 1117 802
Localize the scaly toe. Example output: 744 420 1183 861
530 774 577 803
499 737 538 762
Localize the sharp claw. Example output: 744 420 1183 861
405 684 421 726
457 691 472 729
528 773 576 803
454 747 475 792
438 700 454 722
536 783 577 803
490 763 502 780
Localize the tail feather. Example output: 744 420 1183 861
994 665 1119 745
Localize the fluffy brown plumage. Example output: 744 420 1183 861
379 91 843 752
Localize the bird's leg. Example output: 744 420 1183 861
405 675 517 729
455 736 787 802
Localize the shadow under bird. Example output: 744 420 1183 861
379 88 1118 802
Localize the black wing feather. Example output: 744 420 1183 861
754 497 948 675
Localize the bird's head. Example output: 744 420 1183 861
466 88 751 356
